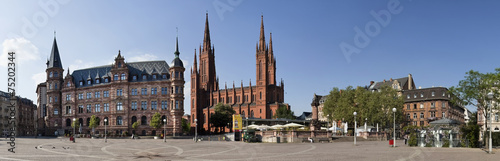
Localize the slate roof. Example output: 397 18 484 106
369 77 408 90
171 57 184 67
71 61 170 88
47 38 63 68
429 118 461 125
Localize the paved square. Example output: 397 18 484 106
0 137 498 161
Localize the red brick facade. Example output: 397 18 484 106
191 14 288 133
37 37 185 136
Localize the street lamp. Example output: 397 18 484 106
163 118 167 142
72 118 76 138
194 119 198 142
392 108 397 147
487 92 494 154
104 118 107 143
353 112 357 145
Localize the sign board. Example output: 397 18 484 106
232 114 242 132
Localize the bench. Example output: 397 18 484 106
317 138 330 143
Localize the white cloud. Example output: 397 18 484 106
0 37 40 67
32 72 46 85
127 53 159 62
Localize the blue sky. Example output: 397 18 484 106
1 0 499 115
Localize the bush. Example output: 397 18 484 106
425 142 432 147
122 131 128 136
408 133 418 147
442 139 450 148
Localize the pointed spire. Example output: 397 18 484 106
259 15 265 51
117 50 122 58
174 34 180 58
203 13 211 52
225 82 227 90
48 34 63 68
269 32 273 53
193 49 197 71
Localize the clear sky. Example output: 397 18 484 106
1 0 499 115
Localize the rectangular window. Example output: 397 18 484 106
161 87 168 95
86 104 92 113
420 103 424 109
407 94 410 99
116 89 123 96
55 96 58 102
413 113 417 119
78 93 83 100
151 88 157 95
161 101 168 110
151 101 157 110
431 111 436 118
114 74 118 81
420 121 424 126
131 101 137 110
104 103 109 112
175 100 179 109
442 102 446 108
66 106 71 114
104 91 109 97
431 91 435 96
117 102 123 111
87 92 92 99
78 105 84 113
95 104 101 112
121 73 126 80
442 112 445 118
141 88 147 95
131 88 137 95
406 104 410 110
95 91 100 98
141 101 147 110
175 86 179 94
66 94 71 101
431 102 435 108
420 112 424 118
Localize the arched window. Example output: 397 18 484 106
141 116 147 125
260 92 262 100
66 119 71 127
131 116 137 124
258 61 261 79
79 118 83 127
87 118 90 127
116 116 122 125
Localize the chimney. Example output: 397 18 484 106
408 74 413 90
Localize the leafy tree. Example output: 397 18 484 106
273 105 295 119
449 68 500 147
210 103 236 133
71 119 80 134
132 121 140 134
89 115 99 129
322 85 404 131
461 112 480 147
181 118 190 134
150 112 162 132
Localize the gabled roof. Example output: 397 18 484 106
369 77 409 90
71 61 169 88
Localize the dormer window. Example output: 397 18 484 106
142 75 147 80
87 80 92 85
162 74 167 79
121 73 126 80
104 78 109 83
79 81 83 86
153 75 157 79
96 79 100 84
132 75 137 81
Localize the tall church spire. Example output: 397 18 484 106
269 32 273 53
174 35 180 58
259 15 266 51
203 13 211 52
47 34 63 68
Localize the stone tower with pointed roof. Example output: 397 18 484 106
191 14 288 134
41 35 65 134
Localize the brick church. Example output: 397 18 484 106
36 35 185 136
191 14 289 133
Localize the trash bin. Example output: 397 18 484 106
277 137 280 143
389 139 393 146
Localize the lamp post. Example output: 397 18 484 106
194 119 198 142
164 118 167 142
104 118 107 143
327 114 330 138
487 92 493 154
72 118 76 138
246 117 248 131
353 112 357 145
392 108 397 147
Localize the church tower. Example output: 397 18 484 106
45 35 64 132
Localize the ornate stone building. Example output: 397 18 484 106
0 90 36 136
36 36 185 136
191 14 288 133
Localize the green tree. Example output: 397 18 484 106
150 112 162 134
210 103 236 133
449 68 500 147
273 105 295 119
460 112 480 148
322 85 404 131
89 115 99 129
132 121 140 134
71 119 80 135
181 118 190 134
